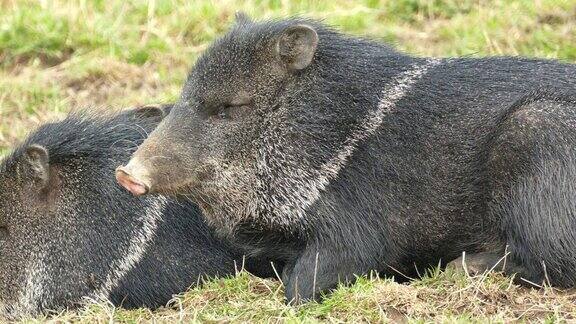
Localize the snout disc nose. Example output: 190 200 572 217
115 167 150 196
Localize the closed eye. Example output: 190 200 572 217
212 104 250 121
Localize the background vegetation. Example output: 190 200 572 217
1 0 575 322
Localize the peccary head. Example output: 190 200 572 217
117 17 395 232
0 105 171 319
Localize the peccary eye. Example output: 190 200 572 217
212 104 249 121
217 107 230 119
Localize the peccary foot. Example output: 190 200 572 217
447 251 525 277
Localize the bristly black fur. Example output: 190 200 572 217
122 17 576 303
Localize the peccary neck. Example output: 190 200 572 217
300 34 422 130
248 37 432 237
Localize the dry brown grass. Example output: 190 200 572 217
23 270 576 323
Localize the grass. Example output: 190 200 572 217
21 270 576 322
1 0 576 322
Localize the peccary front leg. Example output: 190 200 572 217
282 243 375 304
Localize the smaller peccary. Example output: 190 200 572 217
0 105 270 320
116 16 576 303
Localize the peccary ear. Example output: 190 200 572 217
133 104 172 120
276 24 318 71
235 11 252 24
24 145 50 189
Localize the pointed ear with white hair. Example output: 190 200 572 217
276 24 319 71
22 145 50 191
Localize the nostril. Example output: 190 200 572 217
115 167 150 196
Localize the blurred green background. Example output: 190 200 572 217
0 0 574 154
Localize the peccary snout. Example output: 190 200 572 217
116 163 151 196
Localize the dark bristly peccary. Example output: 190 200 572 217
0 105 267 320
116 15 576 303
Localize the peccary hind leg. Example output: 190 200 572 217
487 93 576 288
